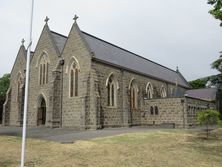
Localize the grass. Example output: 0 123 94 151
0 129 222 167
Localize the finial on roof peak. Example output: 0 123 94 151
21 39 25 46
73 14 79 22
44 16 49 24
176 66 179 72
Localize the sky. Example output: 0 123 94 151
0 0 221 81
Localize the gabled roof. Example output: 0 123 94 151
50 31 67 54
185 88 217 101
48 28 190 88
81 32 190 88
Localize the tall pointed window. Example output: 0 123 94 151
70 61 78 97
17 73 23 102
130 80 138 109
39 54 49 85
146 82 153 99
107 74 118 107
160 85 167 98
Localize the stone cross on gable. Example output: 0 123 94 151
73 14 79 22
45 16 49 24
21 39 25 46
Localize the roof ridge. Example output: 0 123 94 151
81 31 178 74
50 30 68 39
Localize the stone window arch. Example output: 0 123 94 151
38 53 50 85
69 57 80 97
146 82 153 99
129 79 138 109
106 73 119 107
16 72 24 102
160 85 167 98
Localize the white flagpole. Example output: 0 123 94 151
21 0 34 166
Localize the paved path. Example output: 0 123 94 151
0 126 216 143
0 126 165 143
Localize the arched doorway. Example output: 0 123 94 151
37 97 46 126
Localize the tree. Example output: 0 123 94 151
0 74 10 97
197 109 221 138
189 79 207 89
0 74 10 124
208 0 222 118
208 0 222 26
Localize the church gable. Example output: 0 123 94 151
29 21 63 88
62 21 92 67
61 21 94 128
7 44 26 126
32 24 60 61
10 44 26 85
62 21 93 96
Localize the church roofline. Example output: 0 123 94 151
47 29 182 75
50 30 68 39
31 25 189 88
93 58 190 89
81 31 178 74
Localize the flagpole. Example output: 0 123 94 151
21 0 34 166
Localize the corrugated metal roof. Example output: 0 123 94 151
185 88 217 101
82 32 190 88
50 31 67 54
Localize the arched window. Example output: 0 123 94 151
39 54 49 85
146 82 153 99
107 74 118 107
160 85 167 98
17 73 23 102
155 106 159 115
150 106 154 115
130 79 138 109
69 61 78 97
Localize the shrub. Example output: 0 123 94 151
197 109 221 138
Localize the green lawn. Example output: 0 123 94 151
0 129 222 167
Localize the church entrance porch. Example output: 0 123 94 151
37 97 46 126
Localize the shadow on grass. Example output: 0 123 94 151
186 128 222 157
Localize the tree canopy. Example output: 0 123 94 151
189 79 207 89
0 74 10 98
211 55 222 72
208 0 222 25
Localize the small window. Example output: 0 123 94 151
70 62 78 97
150 106 154 115
130 80 138 109
107 74 118 107
160 85 167 98
146 82 153 99
155 106 159 115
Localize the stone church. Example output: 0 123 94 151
2 17 216 129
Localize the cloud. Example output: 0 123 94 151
0 0 220 80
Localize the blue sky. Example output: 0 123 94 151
0 0 221 81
